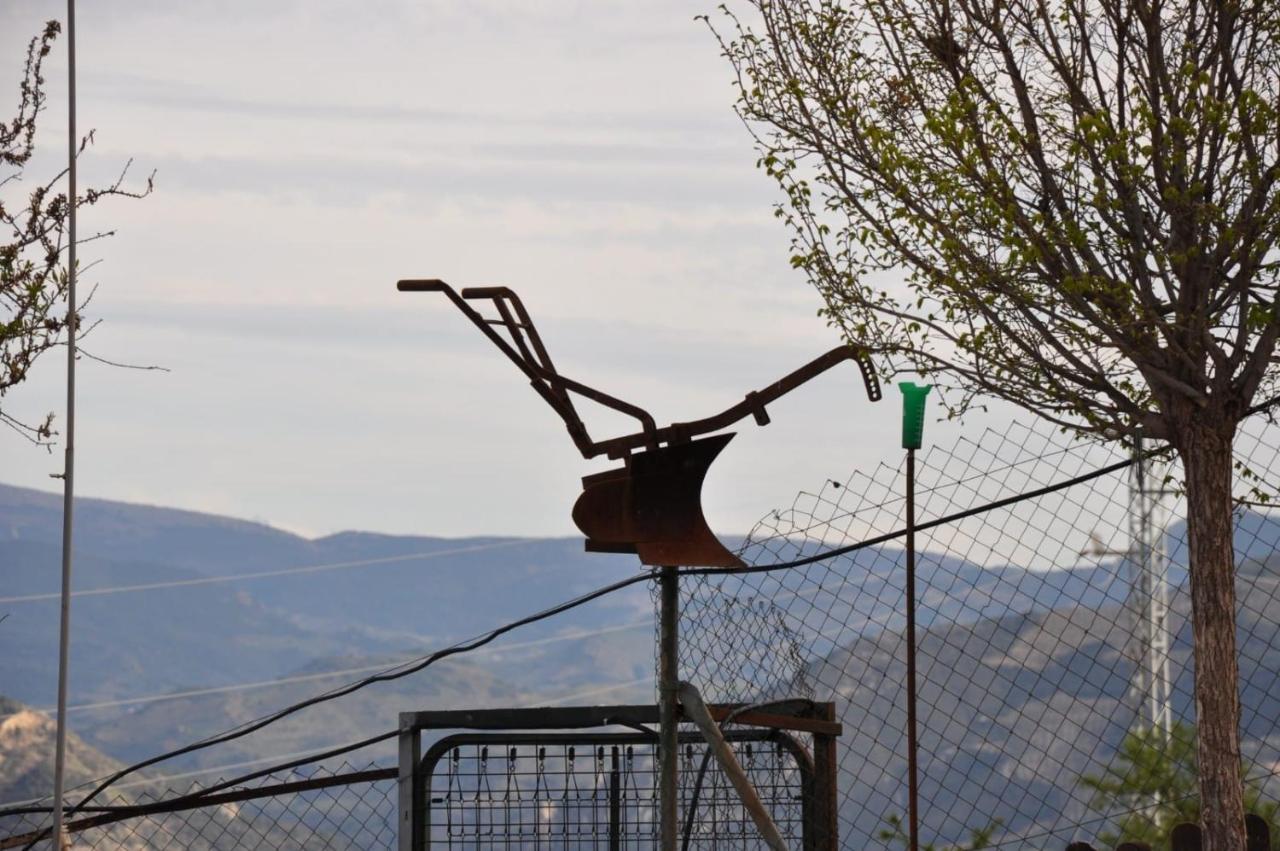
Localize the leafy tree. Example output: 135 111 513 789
707 0 1280 847
1 21 151 443
1081 721 1278 850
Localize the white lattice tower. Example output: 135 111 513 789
1129 434 1174 744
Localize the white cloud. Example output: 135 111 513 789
1 0 907 537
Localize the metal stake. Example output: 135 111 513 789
52 2 79 848
906 447 920 851
898 381 930 851
658 565 679 850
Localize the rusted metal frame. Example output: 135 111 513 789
810 702 839 850
398 725 422 851
535 365 660 449
487 297 539 374
398 705 837 848
398 702 835 737
608 746 621 851
395 280 596 446
707 706 842 738
677 683 789 851
467 288 568 408
0 768 397 851
400 705 659 733
397 280 658 455
401 279 882 461
414 730 814 850
659 566 680 850
416 729 795 758
486 292 585 437
906 446 921 851
472 290 578 425
588 346 881 460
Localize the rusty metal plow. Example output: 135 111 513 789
398 278 881 569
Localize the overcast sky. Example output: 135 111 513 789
1 0 997 538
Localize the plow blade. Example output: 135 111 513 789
572 433 744 568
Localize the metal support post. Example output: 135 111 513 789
678 682 788 851
659 565 680 850
52 3 79 849
905 447 920 851
899 382 930 851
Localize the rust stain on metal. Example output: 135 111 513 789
398 278 881 568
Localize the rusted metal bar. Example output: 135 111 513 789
398 278 880 462
677 682 789 851
399 701 834 735
659 566 681 850
810 701 840 850
906 446 921 851
587 345 879 460
398 723 420 851
707 706 842 738
609 745 622 851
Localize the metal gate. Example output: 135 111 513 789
398 704 839 849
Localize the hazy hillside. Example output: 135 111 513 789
5 481 1280 849
0 483 653 789
0 482 648 646
0 695 125 806
820 566 1280 847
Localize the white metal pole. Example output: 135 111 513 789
51 1 78 847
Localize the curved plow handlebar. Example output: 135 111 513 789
398 278 880 460
399 277 882 567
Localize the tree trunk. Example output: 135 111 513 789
1177 423 1246 851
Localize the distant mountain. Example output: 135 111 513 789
0 695 125 806
0 694 392 851
6 481 1279 849
0 482 647 645
0 482 653 783
811 554 1280 848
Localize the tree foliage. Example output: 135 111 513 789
1081 721 1279 850
707 0 1279 439
707 1 1279 847
1 21 151 443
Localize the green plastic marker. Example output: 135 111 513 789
899 379 930 851
899 382 932 449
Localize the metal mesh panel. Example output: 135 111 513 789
419 732 810 849
679 414 1280 849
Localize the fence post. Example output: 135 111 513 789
900 381 931 851
609 745 621 851
659 565 680 851
398 718 421 851
811 702 839 850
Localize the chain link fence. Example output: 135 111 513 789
0 762 396 851
679 414 1280 850
6 414 1280 849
